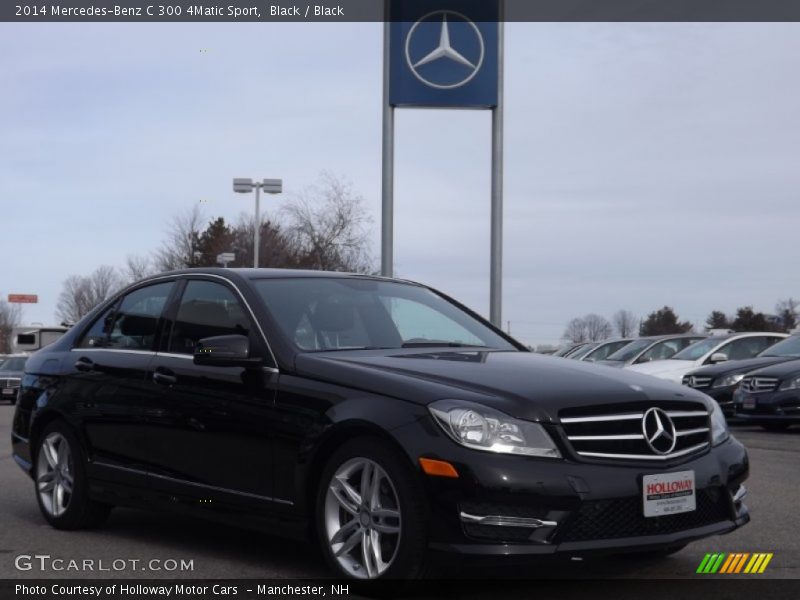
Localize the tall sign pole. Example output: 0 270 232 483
383 0 504 325
489 15 504 326
381 12 395 278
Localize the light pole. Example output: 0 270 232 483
233 178 283 267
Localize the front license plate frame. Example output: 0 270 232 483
643 470 696 517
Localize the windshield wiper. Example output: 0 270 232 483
401 341 488 349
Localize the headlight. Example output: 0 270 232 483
710 403 729 446
779 375 800 391
429 400 561 458
713 373 745 388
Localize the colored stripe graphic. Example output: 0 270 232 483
700 552 773 574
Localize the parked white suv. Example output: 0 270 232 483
626 332 787 383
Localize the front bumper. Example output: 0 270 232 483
734 388 800 424
394 421 749 557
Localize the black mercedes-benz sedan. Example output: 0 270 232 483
12 269 749 579
734 358 800 430
683 334 800 417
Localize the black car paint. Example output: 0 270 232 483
734 358 800 425
12 269 749 560
684 355 799 417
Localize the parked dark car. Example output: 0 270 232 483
733 358 800 431
597 335 706 369
0 355 27 404
683 335 800 417
12 269 749 579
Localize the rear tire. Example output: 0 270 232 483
316 437 428 579
34 421 112 530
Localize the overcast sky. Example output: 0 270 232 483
1 22 799 346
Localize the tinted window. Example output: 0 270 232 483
761 335 800 358
77 305 117 348
672 337 727 361
167 280 252 355
0 357 27 371
107 282 174 350
254 278 515 352
715 336 781 361
584 340 631 361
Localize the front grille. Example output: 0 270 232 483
0 378 20 389
741 376 779 394
560 402 710 462
683 375 713 390
558 488 731 543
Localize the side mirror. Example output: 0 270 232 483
709 352 729 364
194 335 262 367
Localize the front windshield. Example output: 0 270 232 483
604 339 652 362
568 343 599 359
254 277 517 352
760 336 800 358
671 337 724 361
0 357 27 371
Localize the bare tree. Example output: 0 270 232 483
122 254 156 283
612 309 638 338
776 298 799 331
56 266 124 324
584 313 613 341
154 205 205 271
563 318 589 343
283 173 374 273
0 300 23 354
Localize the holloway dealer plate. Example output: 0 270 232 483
643 470 696 517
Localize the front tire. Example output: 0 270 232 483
34 421 111 529
316 437 428 579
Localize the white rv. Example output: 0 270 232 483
11 326 69 353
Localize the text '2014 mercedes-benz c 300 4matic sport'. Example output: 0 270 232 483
11 269 749 579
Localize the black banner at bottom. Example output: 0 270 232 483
2 579 800 600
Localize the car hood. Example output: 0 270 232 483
0 370 23 379
686 355 798 378
294 350 706 423
744 358 800 378
626 359 697 376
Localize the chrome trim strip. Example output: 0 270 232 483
561 413 643 424
11 432 29 443
459 512 558 528
92 461 293 505
567 434 644 441
666 411 709 418
155 352 193 360
676 427 710 437
577 442 709 461
70 348 156 357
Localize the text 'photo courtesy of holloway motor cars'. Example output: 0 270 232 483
11 269 748 580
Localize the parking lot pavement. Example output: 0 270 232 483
1 405 798 580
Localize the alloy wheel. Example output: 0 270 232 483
323 457 402 579
37 432 74 517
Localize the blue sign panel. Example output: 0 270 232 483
389 0 499 108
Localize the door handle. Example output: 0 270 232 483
152 367 177 386
75 357 96 372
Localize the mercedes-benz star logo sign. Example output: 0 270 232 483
642 407 677 455
405 10 485 90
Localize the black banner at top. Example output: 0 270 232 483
4 0 800 22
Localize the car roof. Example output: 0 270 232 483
153 268 393 281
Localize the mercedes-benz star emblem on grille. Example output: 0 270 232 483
642 407 677 455
405 10 485 90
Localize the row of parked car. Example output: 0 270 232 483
555 331 800 431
